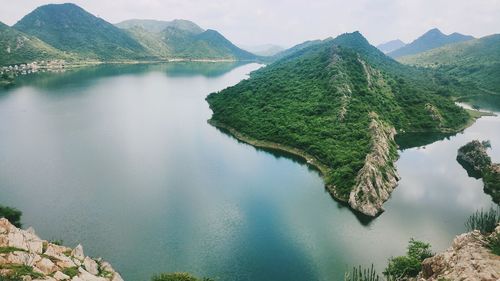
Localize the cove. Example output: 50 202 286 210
0 63 497 281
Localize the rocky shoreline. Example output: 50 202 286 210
411 225 500 281
0 218 123 281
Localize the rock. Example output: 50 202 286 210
35 257 57 275
72 244 85 261
0 219 122 281
348 112 400 216
83 256 99 275
417 225 500 280
54 271 71 280
456 140 492 177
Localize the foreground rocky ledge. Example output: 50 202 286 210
0 218 123 281
412 226 500 281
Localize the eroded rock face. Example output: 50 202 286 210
348 112 400 217
415 226 500 281
0 218 123 281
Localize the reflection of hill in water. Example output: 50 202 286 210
396 132 457 151
457 94 500 113
9 62 249 91
213 124 377 226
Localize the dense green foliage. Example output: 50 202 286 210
399 34 500 94
207 32 469 198
0 21 68 65
383 239 433 279
388 28 474 58
484 168 500 204
13 3 149 61
465 207 500 234
0 205 22 227
116 19 204 34
151 273 213 281
344 265 380 281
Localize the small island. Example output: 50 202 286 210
457 140 500 203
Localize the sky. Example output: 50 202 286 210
1 0 500 48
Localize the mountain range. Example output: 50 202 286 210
388 28 474 58
0 3 257 66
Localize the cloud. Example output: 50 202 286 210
2 0 499 47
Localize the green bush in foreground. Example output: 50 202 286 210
383 239 433 280
465 207 499 234
487 232 500 256
0 205 22 228
151 272 213 281
344 264 380 281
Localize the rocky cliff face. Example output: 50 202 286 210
0 218 123 281
348 112 400 217
414 226 500 281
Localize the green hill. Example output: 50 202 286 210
116 19 204 34
399 34 500 94
388 28 474 58
0 21 68 65
118 19 257 60
207 32 469 216
13 3 150 61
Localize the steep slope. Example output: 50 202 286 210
0 21 68 65
376 39 406 53
399 34 500 94
118 19 257 61
389 28 474 58
207 32 470 216
13 3 150 61
116 19 204 34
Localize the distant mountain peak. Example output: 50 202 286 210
389 28 474 58
376 39 406 54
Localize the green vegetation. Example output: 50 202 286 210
207 32 470 201
399 34 500 94
0 264 44 280
388 28 474 58
13 3 149 61
465 207 500 234
487 232 500 255
0 205 22 227
0 247 25 254
344 265 381 281
383 239 433 279
151 273 213 281
61 267 79 278
0 21 69 66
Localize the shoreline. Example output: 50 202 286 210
208 119 349 202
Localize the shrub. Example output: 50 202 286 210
465 207 499 234
383 239 433 279
151 273 213 281
487 232 500 256
0 205 22 228
344 264 380 281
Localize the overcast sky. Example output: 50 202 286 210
2 0 500 47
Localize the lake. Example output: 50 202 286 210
0 63 498 281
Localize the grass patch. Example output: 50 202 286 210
0 247 26 254
0 264 44 279
487 232 500 255
62 267 79 278
465 207 499 234
344 264 380 281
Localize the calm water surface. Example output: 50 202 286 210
0 63 498 281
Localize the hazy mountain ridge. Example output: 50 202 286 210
388 28 474 58
376 39 406 53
